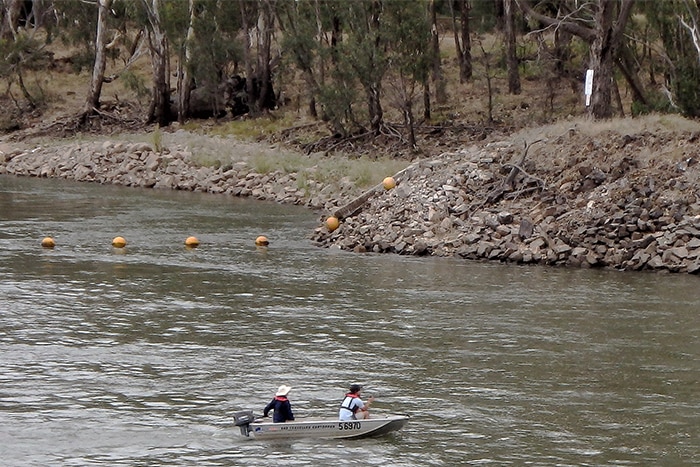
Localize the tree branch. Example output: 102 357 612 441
516 0 597 43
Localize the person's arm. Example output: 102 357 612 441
361 396 375 412
263 399 274 417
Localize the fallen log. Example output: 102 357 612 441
332 162 419 219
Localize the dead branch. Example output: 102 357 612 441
485 138 544 204
502 162 547 189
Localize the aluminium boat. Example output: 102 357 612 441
233 411 409 440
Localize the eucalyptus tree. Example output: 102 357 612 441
173 0 195 122
382 0 432 147
254 0 276 113
503 0 520 94
449 0 473 83
0 0 53 112
278 0 335 119
0 0 23 40
0 29 51 110
642 0 700 116
238 0 278 116
137 0 171 126
517 0 636 119
337 0 387 135
82 0 113 121
428 0 446 104
177 0 242 121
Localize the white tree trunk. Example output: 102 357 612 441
0 0 23 40
83 0 113 118
178 0 196 122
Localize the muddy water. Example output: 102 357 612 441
1 175 698 466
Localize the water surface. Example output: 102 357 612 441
1 175 698 466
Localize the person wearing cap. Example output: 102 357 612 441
339 384 375 421
263 385 295 423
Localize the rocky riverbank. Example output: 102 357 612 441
3 116 700 274
0 136 356 210
312 117 700 275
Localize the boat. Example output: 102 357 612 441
233 410 409 440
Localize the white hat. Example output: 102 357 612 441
275 385 292 396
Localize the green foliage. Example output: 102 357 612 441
0 33 53 109
11 0 700 136
672 62 700 117
189 8 243 83
121 70 149 100
317 77 359 136
383 0 433 84
470 0 499 32
53 0 96 56
630 91 675 117
0 34 51 73
278 0 321 72
642 0 700 117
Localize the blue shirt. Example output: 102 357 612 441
264 396 294 423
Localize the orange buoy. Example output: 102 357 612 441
41 237 55 248
382 176 396 190
185 236 200 247
112 236 127 248
326 216 340 232
255 235 269 246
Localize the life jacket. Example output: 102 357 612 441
340 393 360 413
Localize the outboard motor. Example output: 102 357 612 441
233 410 255 436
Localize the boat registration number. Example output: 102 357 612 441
339 421 361 430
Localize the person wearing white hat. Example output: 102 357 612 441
263 385 295 423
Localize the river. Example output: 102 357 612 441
1 174 698 466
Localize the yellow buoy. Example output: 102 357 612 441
112 236 127 248
326 216 340 232
41 237 55 248
255 235 269 246
185 236 200 247
382 176 396 190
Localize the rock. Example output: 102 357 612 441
5 123 700 275
518 218 534 239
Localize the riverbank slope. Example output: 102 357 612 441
3 114 700 274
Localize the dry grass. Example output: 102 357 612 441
510 113 700 148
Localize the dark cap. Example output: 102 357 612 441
349 384 362 393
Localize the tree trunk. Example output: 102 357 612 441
423 81 431 120
177 0 196 123
617 43 649 110
256 0 274 113
404 103 416 148
82 0 112 121
367 0 384 134
0 0 22 40
143 0 171 126
517 0 635 120
367 84 383 134
429 0 447 104
459 0 472 82
588 0 634 119
504 0 521 94
240 0 255 115
587 2 615 118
